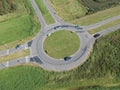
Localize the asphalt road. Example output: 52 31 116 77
0 43 29 57
43 0 63 23
0 0 120 71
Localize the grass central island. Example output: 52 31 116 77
43 30 80 59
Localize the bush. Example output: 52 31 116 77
0 0 17 15
80 0 120 15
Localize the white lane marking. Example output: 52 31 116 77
26 56 29 63
25 44 28 50
6 50 9 55
6 61 9 67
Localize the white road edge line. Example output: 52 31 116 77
26 56 29 63
6 61 9 67
6 50 9 55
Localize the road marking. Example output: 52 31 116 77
26 56 29 63
6 50 9 55
25 44 28 50
6 61 9 67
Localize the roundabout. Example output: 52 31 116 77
31 23 93 71
0 0 119 71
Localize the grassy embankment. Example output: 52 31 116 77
43 30 80 59
35 0 55 24
0 0 40 50
0 29 119 90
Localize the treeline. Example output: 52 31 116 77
80 0 120 15
0 0 17 15
93 0 108 2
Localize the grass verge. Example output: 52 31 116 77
88 19 120 34
43 30 80 59
0 49 30 63
71 5 120 25
35 0 55 24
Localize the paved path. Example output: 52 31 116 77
43 0 63 23
30 0 47 28
0 0 120 71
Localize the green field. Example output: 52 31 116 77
43 30 80 59
35 0 55 24
0 0 40 48
0 29 119 90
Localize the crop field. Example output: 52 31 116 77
0 30 119 90
35 0 55 24
0 0 40 48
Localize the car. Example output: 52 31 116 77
27 40 33 47
61 25 69 27
64 56 72 61
74 25 82 29
54 26 60 29
15 44 23 49
93 33 100 38
47 33 51 36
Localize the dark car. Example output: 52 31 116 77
61 25 69 27
93 33 100 38
27 40 33 47
64 56 72 61
54 26 60 29
74 25 82 29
